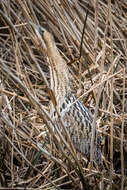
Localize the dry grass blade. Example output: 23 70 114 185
121 68 126 189
0 0 127 189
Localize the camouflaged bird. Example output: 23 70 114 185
31 22 102 165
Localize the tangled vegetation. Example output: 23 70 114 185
0 0 127 189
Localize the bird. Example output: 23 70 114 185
30 22 102 165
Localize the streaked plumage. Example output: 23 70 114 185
31 23 102 164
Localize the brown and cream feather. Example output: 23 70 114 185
32 23 102 164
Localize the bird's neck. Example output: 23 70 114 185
47 42 72 103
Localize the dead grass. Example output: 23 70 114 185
0 0 127 189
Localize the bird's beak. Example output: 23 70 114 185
29 21 45 33
29 21 46 49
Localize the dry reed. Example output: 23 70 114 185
0 0 127 189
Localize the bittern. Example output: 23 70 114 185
31 22 102 165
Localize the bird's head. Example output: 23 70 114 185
29 21 54 51
29 21 72 95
